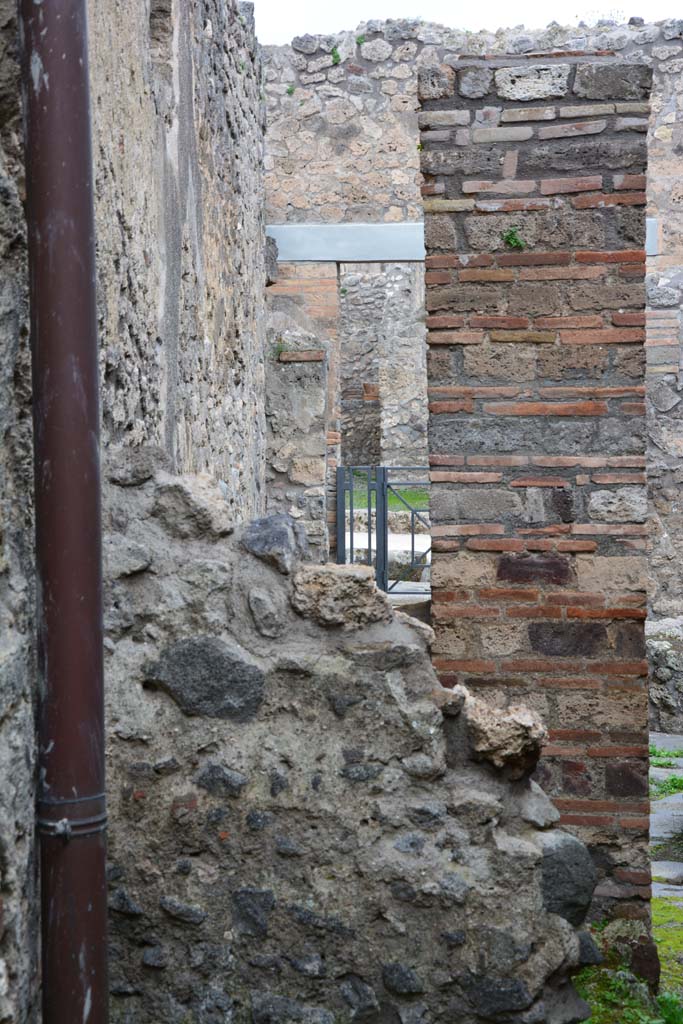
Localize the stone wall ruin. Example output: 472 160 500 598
1 0 269 1016
104 460 599 1024
421 51 652 931
93 0 268 517
263 20 683 707
6 4 683 1020
0 2 38 1018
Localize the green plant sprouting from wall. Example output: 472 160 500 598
502 226 526 250
331 46 341 65
286 84 295 96
356 34 366 45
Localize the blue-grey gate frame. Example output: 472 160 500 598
335 465 431 594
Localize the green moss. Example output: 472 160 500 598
653 896 683 993
574 906 683 1023
575 965 660 1023
331 46 341 65
652 775 683 800
651 745 683 760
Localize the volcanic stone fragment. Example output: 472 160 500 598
538 831 597 925
232 888 275 937
382 963 424 995
144 635 265 721
159 896 207 925
195 762 248 797
241 514 309 574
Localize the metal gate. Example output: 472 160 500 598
335 466 431 594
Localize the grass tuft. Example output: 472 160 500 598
575 900 683 1023
651 775 683 801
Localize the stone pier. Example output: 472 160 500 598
421 55 652 927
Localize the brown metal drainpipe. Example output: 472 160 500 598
19 1 108 1021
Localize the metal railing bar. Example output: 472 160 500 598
386 546 432 592
337 465 432 593
385 479 431 488
386 486 432 531
349 468 354 563
367 469 372 566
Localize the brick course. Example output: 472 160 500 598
421 54 652 923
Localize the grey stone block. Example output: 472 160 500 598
457 67 493 98
538 831 597 925
145 636 265 721
195 762 249 797
494 64 570 100
382 963 424 995
159 896 207 925
241 514 309 574
232 888 276 937
573 63 652 100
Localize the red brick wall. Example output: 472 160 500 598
420 56 652 921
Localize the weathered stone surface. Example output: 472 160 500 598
340 975 380 1017
576 555 646 594
539 832 598 925
291 564 392 627
232 889 276 937
458 67 493 98
498 553 571 586
464 695 547 777
110 888 144 917
418 64 455 100
153 473 234 539
573 63 652 100
460 975 533 1016
360 38 393 62
145 636 265 721
588 486 648 523
649 635 683 731
101 475 592 1020
195 762 248 797
382 963 424 994
518 781 562 829
242 514 309 574
0 4 37 1015
252 993 334 1024
159 896 207 926
529 622 608 658
494 64 571 100
95 0 268 515
248 587 288 638
107 445 170 487
291 34 319 54
104 533 152 579
578 931 604 966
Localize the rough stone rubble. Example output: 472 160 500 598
104 457 599 1023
